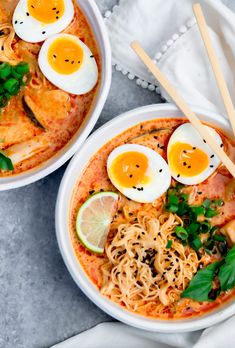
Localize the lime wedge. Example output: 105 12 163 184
76 191 119 253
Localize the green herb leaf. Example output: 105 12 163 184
0 150 13 171
182 262 221 302
219 246 235 291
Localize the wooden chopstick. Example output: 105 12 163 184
193 3 235 136
131 41 235 178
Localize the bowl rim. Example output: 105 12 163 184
0 0 112 191
55 103 235 333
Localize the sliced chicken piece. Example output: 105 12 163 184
24 89 71 130
0 96 42 148
5 135 50 166
221 220 235 246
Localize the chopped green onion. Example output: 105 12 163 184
165 203 178 213
0 62 11 79
213 199 224 207
203 199 211 209
15 62 29 76
166 240 173 249
191 206 205 217
175 226 188 240
205 208 218 218
200 220 211 233
3 78 20 95
213 234 226 242
191 237 202 251
167 195 179 205
186 222 200 235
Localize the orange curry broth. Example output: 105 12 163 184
0 0 101 176
70 118 235 320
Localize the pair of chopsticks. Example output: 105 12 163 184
131 3 235 177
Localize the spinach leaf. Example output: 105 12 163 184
0 150 14 171
219 246 235 291
182 262 221 302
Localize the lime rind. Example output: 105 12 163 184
76 191 119 253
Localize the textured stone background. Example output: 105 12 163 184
0 1 234 347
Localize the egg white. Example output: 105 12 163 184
107 144 171 203
167 123 223 185
38 34 98 95
13 0 74 43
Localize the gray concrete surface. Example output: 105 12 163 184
0 0 234 347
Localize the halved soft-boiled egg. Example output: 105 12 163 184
107 144 171 203
167 123 223 185
38 34 98 95
13 0 74 43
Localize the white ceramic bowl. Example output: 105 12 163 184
56 104 235 333
0 0 111 191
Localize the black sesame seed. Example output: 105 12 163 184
89 190 95 195
137 188 142 191
210 165 214 168
42 31 46 34
154 237 157 241
220 143 223 148
136 164 140 168
210 154 215 158
129 212 133 216
177 174 180 178
26 12 29 16
15 20 18 24
188 165 191 169
31 5 35 8
65 59 69 62
53 54 56 58
56 16 59 19
198 191 202 195
1 46 3 51
52 7 56 10
140 125 143 130
159 169 163 173
133 186 136 189
71 61 74 64
183 150 187 153
154 136 158 139
183 162 187 166
160 145 164 149
90 55 94 58
100 189 104 192
20 21 23 24
56 10 60 14
78 61 81 64
129 174 133 178
203 139 206 143
193 147 196 150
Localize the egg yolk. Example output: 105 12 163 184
28 0 65 24
109 151 149 188
48 37 84 75
169 142 209 177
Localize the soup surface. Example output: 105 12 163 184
70 118 235 320
0 0 100 176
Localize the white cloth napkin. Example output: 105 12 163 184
52 0 235 347
105 0 235 116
